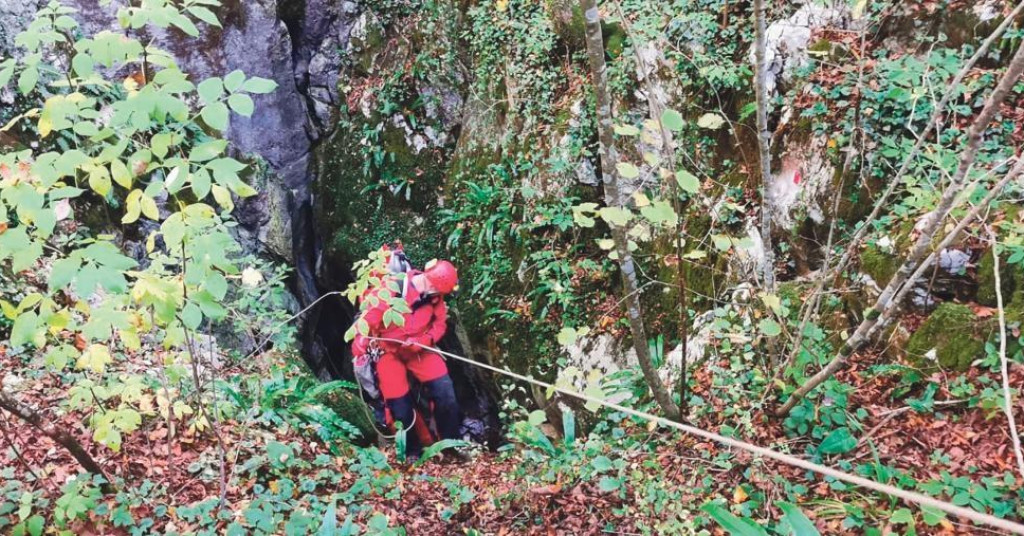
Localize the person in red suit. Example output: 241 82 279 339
352 258 462 458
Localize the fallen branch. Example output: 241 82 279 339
0 388 110 487
989 230 1024 481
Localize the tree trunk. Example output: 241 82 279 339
613 3 689 416
0 389 110 485
580 0 680 420
752 0 775 291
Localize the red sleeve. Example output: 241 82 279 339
425 298 448 344
352 333 368 356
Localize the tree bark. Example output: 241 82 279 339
613 3 689 416
580 0 680 420
777 153 1024 416
0 389 110 485
752 0 775 291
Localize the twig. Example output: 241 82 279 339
0 410 42 482
988 230 1024 481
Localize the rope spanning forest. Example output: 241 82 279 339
1 0 1024 534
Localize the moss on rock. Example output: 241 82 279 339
976 249 1017 307
859 245 899 285
905 302 992 371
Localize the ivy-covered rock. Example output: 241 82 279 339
905 302 992 371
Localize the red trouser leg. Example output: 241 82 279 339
377 352 411 399
377 350 449 398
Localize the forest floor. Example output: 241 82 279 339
2 347 1023 535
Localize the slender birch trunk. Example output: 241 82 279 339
753 0 775 291
580 0 680 420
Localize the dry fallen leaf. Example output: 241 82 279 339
733 485 748 503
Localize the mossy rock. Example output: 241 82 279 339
905 302 992 371
976 249 1017 307
1005 288 1024 326
859 245 899 285
313 111 450 270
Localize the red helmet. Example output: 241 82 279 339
424 259 459 294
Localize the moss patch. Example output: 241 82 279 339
859 245 899 285
976 249 1017 307
905 302 992 371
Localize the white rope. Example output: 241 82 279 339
367 336 1024 534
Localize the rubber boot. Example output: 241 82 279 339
423 375 462 441
385 393 422 460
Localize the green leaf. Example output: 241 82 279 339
0 65 14 88
228 93 254 116
201 102 230 131
188 6 222 27
817 427 857 455
697 112 726 129
182 301 202 330
190 140 227 162
317 499 337 536
25 515 44 536
151 132 173 159
921 506 945 526
49 257 81 291
241 77 278 94
122 189 143 224
598 477 622 492
640 199 677 226
890 508 914 525
171 14 200 37
598 206 632 227
701 504 769 536
527 409 547 426
591 456 614 473
223 70 245 92
191 168 212 199
18 66 38 95
10 311 42 348
110 159 132 189
197 77 224 105
88 165 112 197
778 501 820 536
712 234 732 252
140 194 159 220
660 109 685 132
412 439 472 468
758 318 782 337
616 162 640 179
72 53 95 77
675 170 700 194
